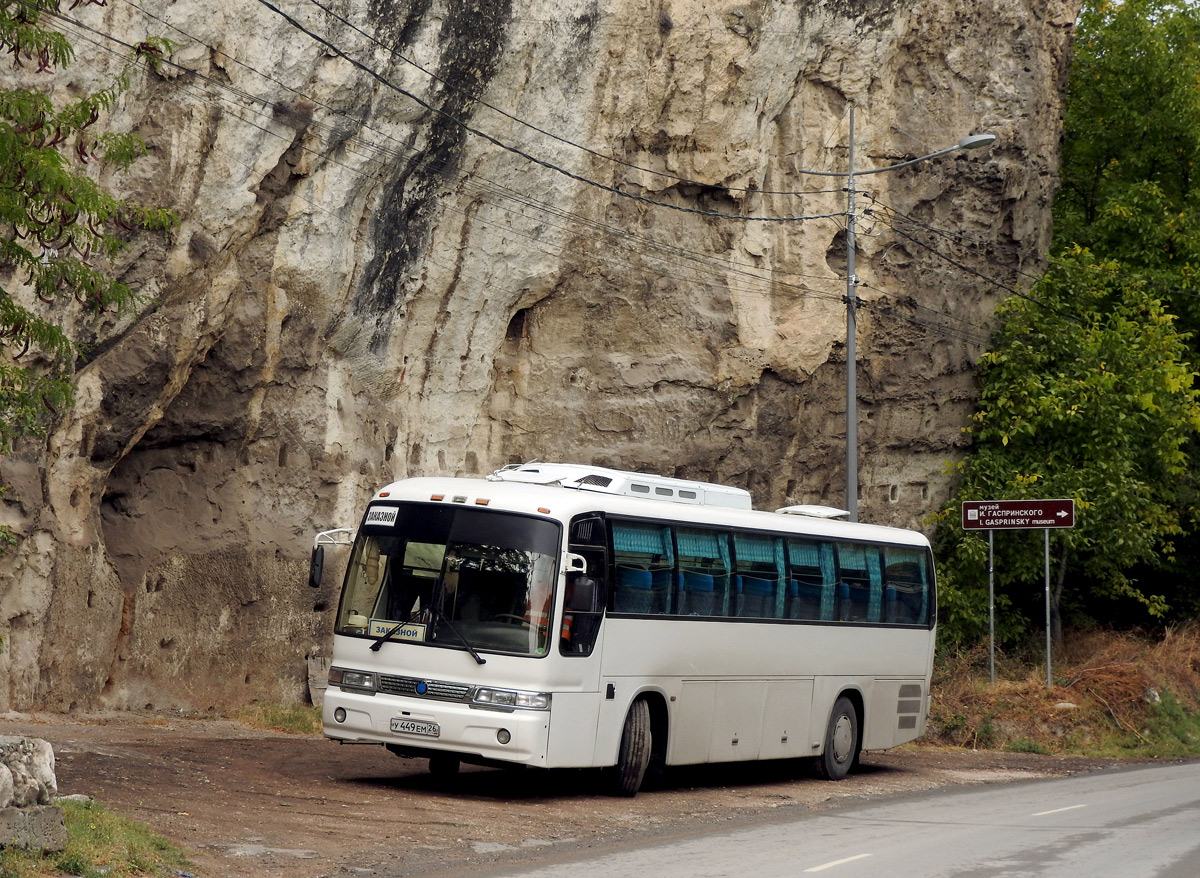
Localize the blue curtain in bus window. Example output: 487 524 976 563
773 540 788 617
613 522 669 556
837 544 871 622
818 545 837 620
787 540 826 620
676 528 728 615
675 528 722 559
733 533 780 618
865 549 883 622
716 535 731 614
612 522 672 614
918 555 929 622
883 546 928 624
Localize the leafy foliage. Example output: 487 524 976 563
934 0 1200 645
1 0 174 455
1055 0 1200 326
934 253 1200 645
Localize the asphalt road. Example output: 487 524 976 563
463 760 1200 878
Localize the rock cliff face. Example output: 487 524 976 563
0 0 1079 711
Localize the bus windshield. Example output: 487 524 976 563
335 504 562 657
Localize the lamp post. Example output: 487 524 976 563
834 105 995 521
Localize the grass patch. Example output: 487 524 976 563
1004 738 1051 755
232 702 322 735
0 798 192 878
927 622 1200 758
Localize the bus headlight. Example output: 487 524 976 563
473 688 551 710
329 667 377 693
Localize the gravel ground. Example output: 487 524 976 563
0 711 1137 877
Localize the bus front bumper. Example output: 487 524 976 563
322 688 551 766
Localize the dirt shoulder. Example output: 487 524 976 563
0 711 1142 878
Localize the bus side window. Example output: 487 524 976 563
732 533 783 618
675 527 731 616
787 539 836 621
835 543 874 622
610 521 672 614
883 547 929 625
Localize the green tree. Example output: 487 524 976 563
1 0 174 453
1055 0 1200 320
936 0 1200 645
934 252 1200 646
1 0 173 549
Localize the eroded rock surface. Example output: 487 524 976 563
0 0 1080 711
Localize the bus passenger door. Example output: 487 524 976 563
545 518 608 768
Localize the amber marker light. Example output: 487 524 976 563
431 494 445 501
475 498 491 506
538 507 551 514
378 492 390 497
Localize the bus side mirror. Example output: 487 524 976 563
567 574 597 612
309 545 325 589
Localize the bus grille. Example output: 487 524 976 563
378 674 473 702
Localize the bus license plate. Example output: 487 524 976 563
391 718 440 738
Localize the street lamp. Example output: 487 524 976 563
805 105 996 521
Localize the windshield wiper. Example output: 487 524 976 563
433 609 487 665
368 608 486 665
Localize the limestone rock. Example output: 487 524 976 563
0 737 57 808
0 806 68 853
0 0 1081 711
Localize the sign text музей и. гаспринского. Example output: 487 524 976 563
960 499 1074 531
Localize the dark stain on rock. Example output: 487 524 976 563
352 0 515 352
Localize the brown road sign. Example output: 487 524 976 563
961 499 1075 530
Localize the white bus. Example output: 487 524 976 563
311 463 936 795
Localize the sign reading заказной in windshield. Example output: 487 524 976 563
961 499 1075 530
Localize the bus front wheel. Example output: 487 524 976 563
611 698 652 797
815 695 859 781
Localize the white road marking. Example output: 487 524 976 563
1032 804 1088 816
804 853 873 872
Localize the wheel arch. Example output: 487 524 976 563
837 686 865 734
597 686 670 767
642 689 669 769
616 688 669 764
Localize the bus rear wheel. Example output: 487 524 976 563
610 698 652 797
815 695 859 781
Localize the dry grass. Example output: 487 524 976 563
926 622 1200 757
231 702 322 735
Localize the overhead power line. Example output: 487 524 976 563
50 2 1018 355
301 0 845 199
250 0 846 223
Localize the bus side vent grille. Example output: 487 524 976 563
577 475 613 487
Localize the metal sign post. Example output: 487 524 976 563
988 530 995 684
961 499 1075 687
1044 529 1052 687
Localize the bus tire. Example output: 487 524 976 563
611 698 652 797
815 695 859 781
429 753 461 777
